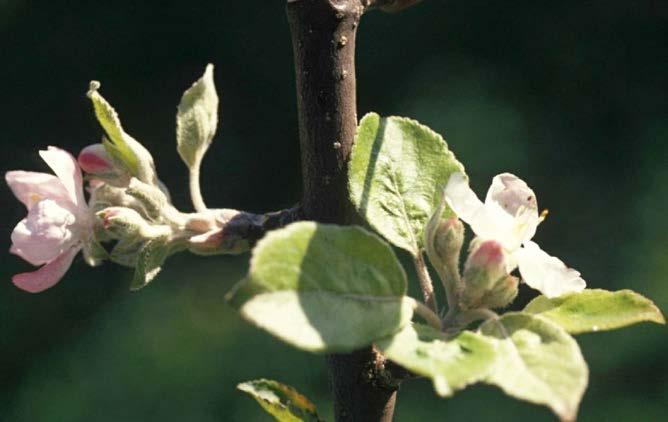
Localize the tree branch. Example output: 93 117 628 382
286 1 401 421
287 0 360 223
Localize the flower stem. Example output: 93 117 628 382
414 252 438 314
410 297 443 330
456 308 499 327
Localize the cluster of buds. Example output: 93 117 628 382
425 206 516 314
458 240 518 310
6 65 252 292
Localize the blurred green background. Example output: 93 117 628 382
1 1 666 421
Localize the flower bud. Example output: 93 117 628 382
125 178 169 221
88 182 145 215
425 190 466 300
78 144 115 175
459 240 510 310
187 210 253 256
478 275 519 310
431 218 465 264
97 207 149 239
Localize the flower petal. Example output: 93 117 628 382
78 144 115 174
485 173 541 247
485 173 538 217
12 246 79 293
444 173 517 247
444 172 485 224
10 199 78 265
5 170 73 209
39 146 85 208
515 241 586 298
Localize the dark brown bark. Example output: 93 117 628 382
326 348 399 422
287 0 359 224
286 1 399 421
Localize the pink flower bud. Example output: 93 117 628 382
460 240 510 310
78 144 114 174
465 240 506 278
96 206 147 238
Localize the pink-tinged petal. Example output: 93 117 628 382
484 173 541 248
485 173 538 218
39 146 85 208
5 171 73 209
78 144 115 174
12 246 79 293
515 241 586 298
10 199 78 265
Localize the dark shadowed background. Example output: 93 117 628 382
1 1 666 420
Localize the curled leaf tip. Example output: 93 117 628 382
87 80 101 97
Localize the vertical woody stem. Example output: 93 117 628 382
286 1 398 420
287 0 359 223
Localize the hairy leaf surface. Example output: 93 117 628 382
480 313 588 422
349 113 465 255
377 323 496 397
524 289 665 334
176 64 219 169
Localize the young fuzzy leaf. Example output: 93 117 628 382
226 222 414 353
131 237 170 291
176 64 219 170
86 81 157 184
349 113 465 256
238 379 322 422
480 313 588 422
524 289 665 334
377 323 496 397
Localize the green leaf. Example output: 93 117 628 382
176 64 219 169
110 237 144 267
480 313 588 422
524 289 665 334
348 113 465 256
237 379 322 422
131 237 170 291
377 323 496 397
81 237 108 267
227 221 414 353
87 81 157 184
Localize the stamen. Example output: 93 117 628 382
539 209 549 223
29 193 43 206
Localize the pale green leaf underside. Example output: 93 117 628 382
480 313 588 422
227 221 413 352
238 379 322 422
176 63 219 169
131 237 169 291
377 323 496 397
236 290 414 353
348 112 465 255
87 82 156 184
524 288 665 334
